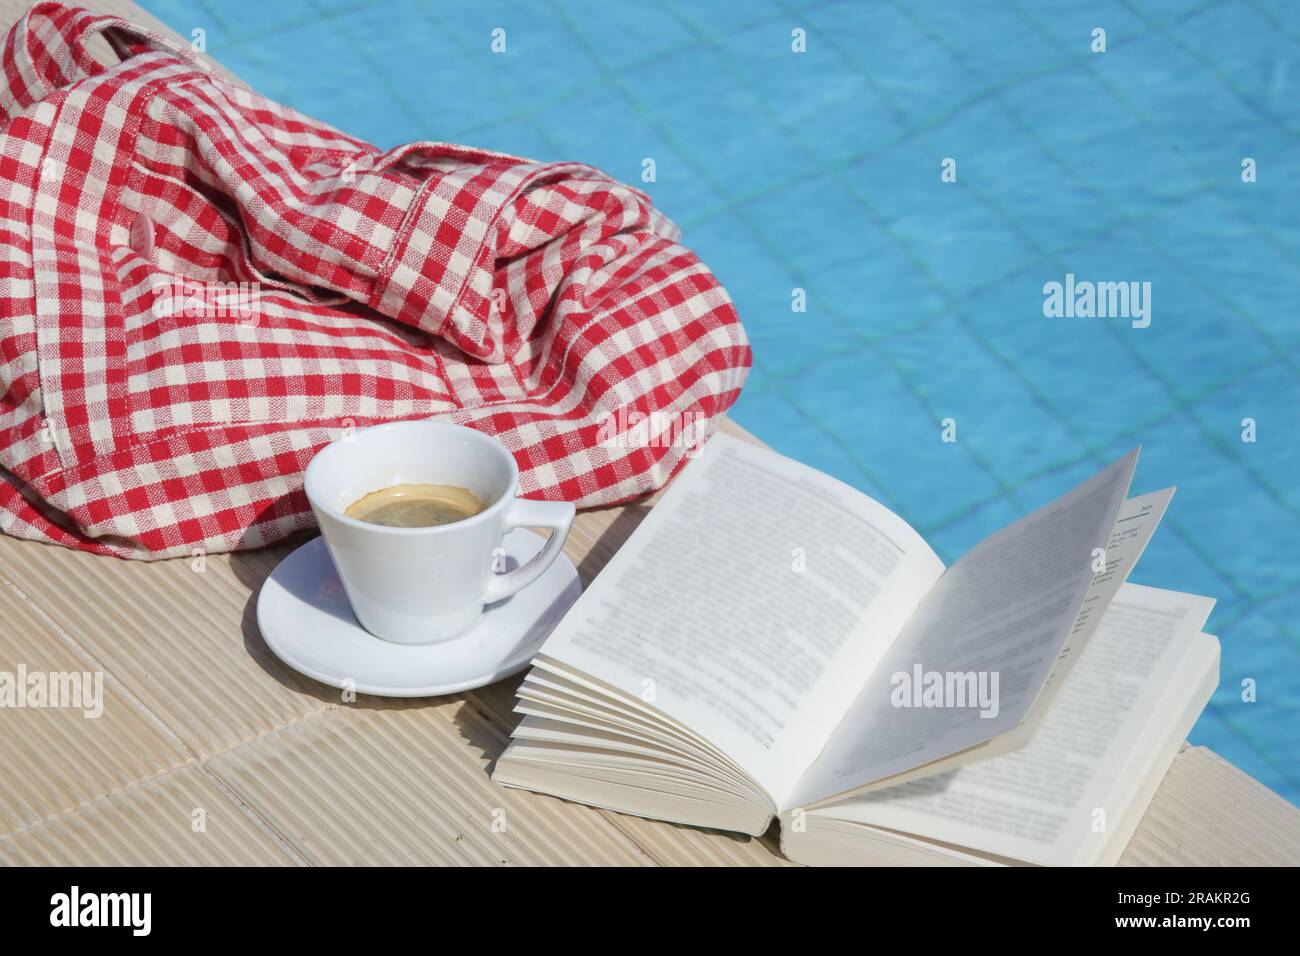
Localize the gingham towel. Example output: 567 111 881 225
0 2 749 559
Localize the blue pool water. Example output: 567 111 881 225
140 0 1299 803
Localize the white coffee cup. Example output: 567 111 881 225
303 420 575 645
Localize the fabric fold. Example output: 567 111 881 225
0 2 750 558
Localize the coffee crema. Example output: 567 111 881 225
344 483 485 528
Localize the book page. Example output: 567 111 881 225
1015 487 1174 733
532 434 946 802
789 449 1139 807
803 486 1175 797
809 584 1216 866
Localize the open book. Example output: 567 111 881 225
493 435 1220 865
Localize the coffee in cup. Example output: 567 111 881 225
344 483 484 528
303 421 576 645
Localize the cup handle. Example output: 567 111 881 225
484 498 576 604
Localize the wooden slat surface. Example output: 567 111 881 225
0 0 1296 866
3 415 1297 865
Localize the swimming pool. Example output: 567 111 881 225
139 0 1300 804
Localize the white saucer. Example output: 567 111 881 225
256 529 581 697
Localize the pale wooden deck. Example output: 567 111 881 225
3 416 1298 865
1 0 1297 865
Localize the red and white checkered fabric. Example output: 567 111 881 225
0 3 749 559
